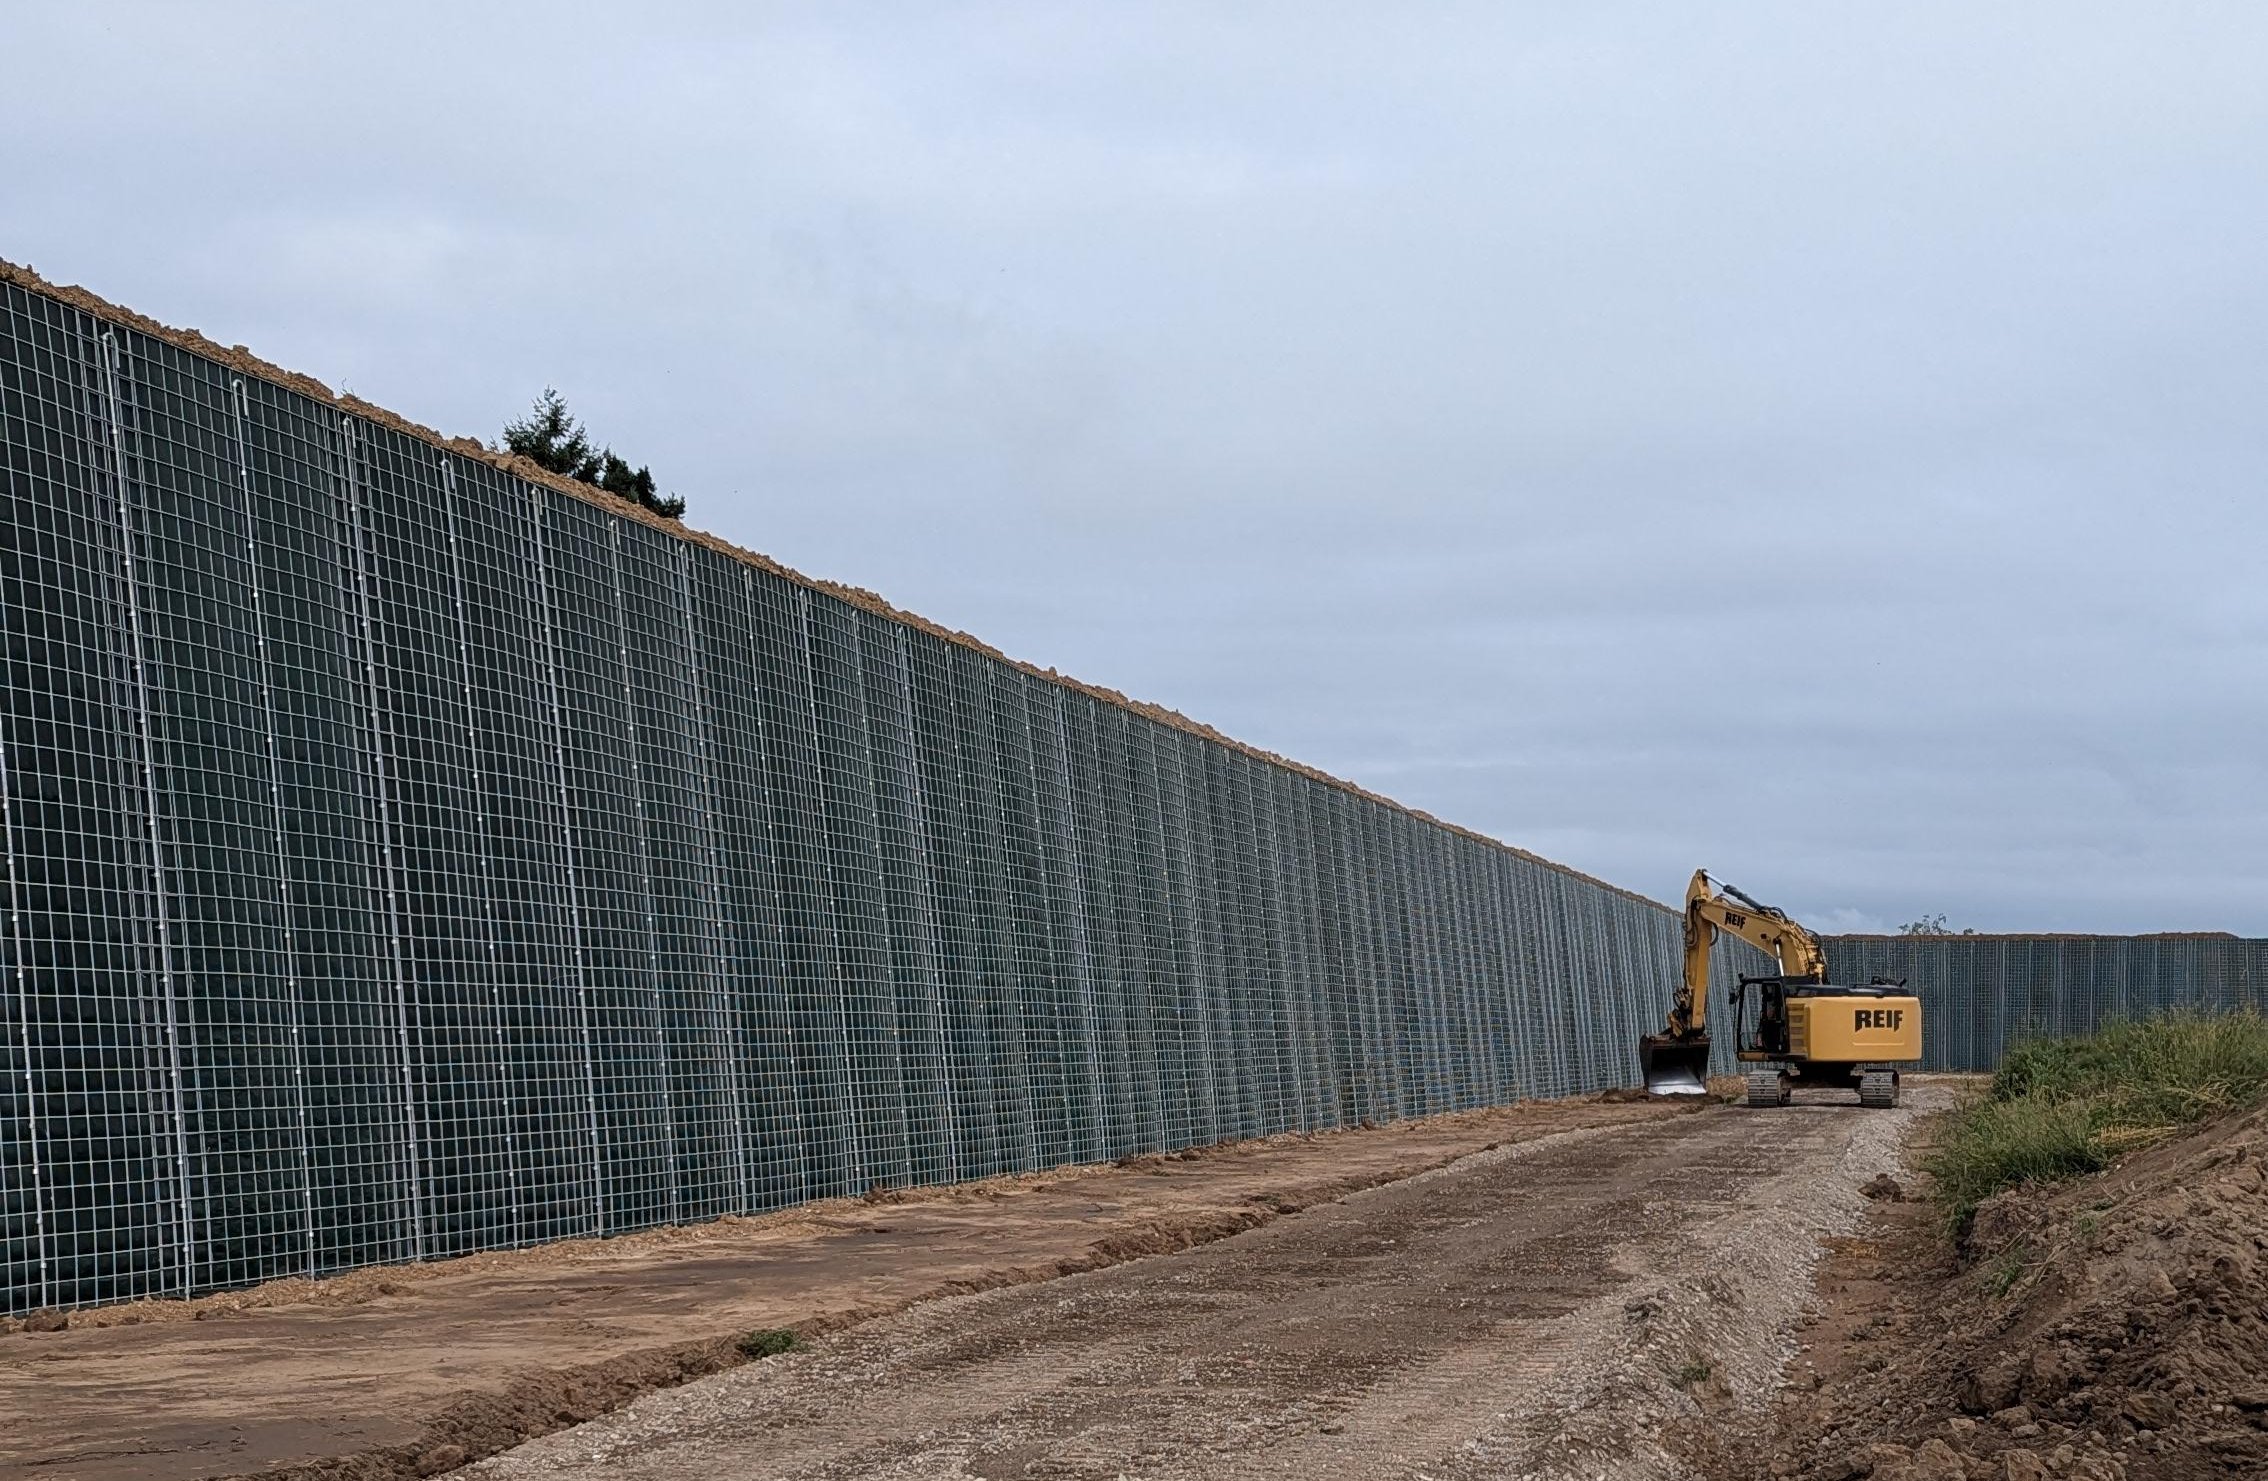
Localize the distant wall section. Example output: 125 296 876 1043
1825 935 2268 1072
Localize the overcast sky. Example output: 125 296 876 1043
7 4 2263 933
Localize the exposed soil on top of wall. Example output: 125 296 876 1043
1702 1103 2268 1481
1826 933 2247 942
0 255 1668 919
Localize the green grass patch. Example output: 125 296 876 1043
1925 1010 2268 1227
1673 1356 1712 1387
737 1327 802 1360
1926 1092 2110 1219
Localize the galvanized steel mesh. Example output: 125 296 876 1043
1825 936 2268 1073
12 275 2266 1318
1 278 1773 1316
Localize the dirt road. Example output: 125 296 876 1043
0 1097 1685 1481
475 1087 1941 1481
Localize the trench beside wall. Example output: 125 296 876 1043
1824 936 2268 1072
0 275 1767 1317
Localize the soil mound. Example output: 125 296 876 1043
1755 1103 2268 1481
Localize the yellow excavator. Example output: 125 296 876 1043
1639 870 1922 1108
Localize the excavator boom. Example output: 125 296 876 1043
1640 869 1827 1096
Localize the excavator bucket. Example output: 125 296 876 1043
1639 1034 1712 1096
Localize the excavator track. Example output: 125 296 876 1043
1745 1067 1791 1108
1858 1070 1900 1109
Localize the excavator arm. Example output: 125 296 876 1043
1642 870 1827 1093
1664 870 1826 1035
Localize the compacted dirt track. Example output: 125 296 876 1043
1 1098 1685 1481
476 1087 1942 1481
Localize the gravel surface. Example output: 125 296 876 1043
473 1086 1947 1481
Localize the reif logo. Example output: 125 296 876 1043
1854 1008 1906 1032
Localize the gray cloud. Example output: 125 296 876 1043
7 1 2263 932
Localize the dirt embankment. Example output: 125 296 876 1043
0 1096 1682 1481
1723 1102 2268 1481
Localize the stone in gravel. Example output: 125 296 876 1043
2024 1349 2076 1403
1969 1358 2025 1413
2120 1391 2173 1428
417 1444 467 1476
1910 1437 1967 1480
1991 1405 2034 1427
2001 1451 2049 1481
22 1310 67 1333
1862 1174 1907 1202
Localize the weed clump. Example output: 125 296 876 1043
1982 1241 2033 1298
1925 1009 2268 1225
737 1328 802 1360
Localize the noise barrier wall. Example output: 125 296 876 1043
0 274 1738 1316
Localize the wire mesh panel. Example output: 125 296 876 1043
1180 739 1236 1142
451 461 594 1245
1271 767 1330 1131
2 290 179 1309
986 668 1058 1168
945 642 1030 1176
621 528 738 1224
25 275 2268 1316
750 574 854 1202
804 593 904 1195
1024 682 1098 1164
356 423 506 1262
856 612 951 1188
1237 754 1295 1132
239 382 404 1281
1479 854 1529 1104
1826 936 2268 1071
1310 785 1357 1127
118 332 316 1298
688 562 803 1210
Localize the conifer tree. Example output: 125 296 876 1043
503 389 685 519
